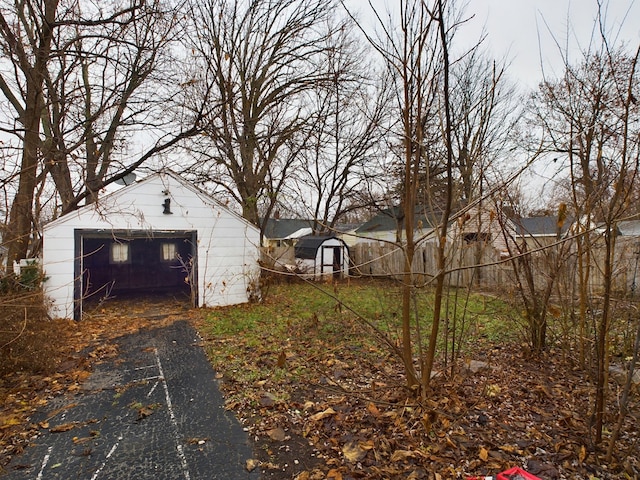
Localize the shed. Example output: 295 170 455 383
42 171 260 320
294 235 349 279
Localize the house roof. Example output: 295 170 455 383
262 218 315 239
513 215 573 237
332 223 362 233
284 227 313 239
618 220 640 236
356 206 440 234
43 170 259 235
294 235 345 259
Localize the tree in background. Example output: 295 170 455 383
289 23 391 233
448 49 518 206
0 0 203 267
0 0 58 267
183 0 342 237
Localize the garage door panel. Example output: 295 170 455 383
81 234 194 297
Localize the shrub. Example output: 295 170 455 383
0 285 62 377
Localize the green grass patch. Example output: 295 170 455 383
200 280 519 390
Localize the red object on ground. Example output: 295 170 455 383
496 467 542 480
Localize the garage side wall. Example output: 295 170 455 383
42 174 260 319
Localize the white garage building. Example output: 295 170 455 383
42 171 260 320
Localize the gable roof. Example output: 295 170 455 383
618 220 640 236
356 206 440 234
262 218 315 239
43 170 259 235
513 215 573 237
332 223 362 233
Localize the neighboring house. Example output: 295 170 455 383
452 203 520 258
350 202 517 282
42 171 260 320
354 203 511 250
262 218 315 248
615 219 640 292
261 217 315 269
355 206 440 244
294 235 349 280
332 223 362 247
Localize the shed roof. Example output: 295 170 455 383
618 220 640 236
294 235 345 259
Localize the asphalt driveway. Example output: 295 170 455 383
3 320 258 479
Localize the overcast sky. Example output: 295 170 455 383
349 1 640 90
345 1 640 207
463 0 640 89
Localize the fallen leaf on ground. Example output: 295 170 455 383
390 449 416 462
578 445 587 463
0 416 23 429
50 423 75 433
342 441 368 462
267 427 287 441
309 407 336 422
137 406 154 421
245 458 260 472
326 468 343 480
479 446 489 461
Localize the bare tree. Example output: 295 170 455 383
348 0 461 396
501 201 573 353
0 0 58 267
183 0 340 235
290 24 391 233
530 40 640 444
449 49 518 205
0 0 203 267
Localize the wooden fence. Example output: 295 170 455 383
349 241 510 288
347 237 640 294
261 236 640 296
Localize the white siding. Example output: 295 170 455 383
42 172 260 318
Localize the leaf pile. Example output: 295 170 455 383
199 281 640 480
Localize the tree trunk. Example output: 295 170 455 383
4 0 58 267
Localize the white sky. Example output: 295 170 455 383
348 0 640 90
462 0 640 89
464 1 640 208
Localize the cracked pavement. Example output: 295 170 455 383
4 320 258 480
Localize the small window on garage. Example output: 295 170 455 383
110 242 130 264
161 242 177 261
